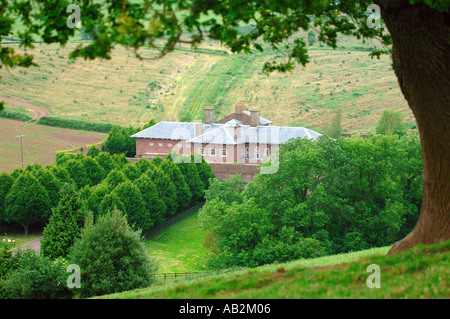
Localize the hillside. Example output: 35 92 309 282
100 241 449 299
0 34 415 134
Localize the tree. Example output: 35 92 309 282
34 167 63 209
176 162 204 204
40 183 88 259
111 181 152 231
376 109 407 135
135 173 166 226
327 107 344 139
0 173 13 223
307 30 317 46
1 249 72 299
5 171 51 234
86 146 101 158
82 155 106 186
68 209 158 298
145 166 179 216
103 125 137 157
160 159 192 210
103 169 128 191
2 0 449 253
191 154 216 191
62 159 90 189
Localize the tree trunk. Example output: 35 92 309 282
374 0 450 254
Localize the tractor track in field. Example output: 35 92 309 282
0 95 86 149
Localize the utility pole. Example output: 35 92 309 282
15 135 24 169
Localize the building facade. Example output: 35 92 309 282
131 103 322 168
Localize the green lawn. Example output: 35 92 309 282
101 241 449 299
144 211 211 273
1 231 42 249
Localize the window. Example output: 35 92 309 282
200 148 205 155
256 147 259 158
168 143 173 147
210 149 216 156
266 149 270 156
158 143 163 147
246 148 249 159
149 142 154 146
221 149 227 156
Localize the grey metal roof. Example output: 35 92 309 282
132 121 322 145
242 111 273 125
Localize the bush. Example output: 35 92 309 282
69 209 158 298
1 249 72 299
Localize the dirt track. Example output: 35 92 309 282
0 95 50 119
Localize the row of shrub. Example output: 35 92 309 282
0 111 33 122
36 116 116 133
0 149 215 298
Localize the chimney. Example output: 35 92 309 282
204 107 214 124
250 108 260 127
234 124 241 140
195 121 203 137
235 102 245 115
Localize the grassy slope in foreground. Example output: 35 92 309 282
101 241 449 299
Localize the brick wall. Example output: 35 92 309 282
208 163 260 183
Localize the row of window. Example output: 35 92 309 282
149 141 270 158
149 142 173 147
199 148 270 158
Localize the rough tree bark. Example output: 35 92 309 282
374 0 450 254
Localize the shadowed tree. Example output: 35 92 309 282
1 0 448 253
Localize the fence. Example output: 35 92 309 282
153 272 204 283
141 201 205 239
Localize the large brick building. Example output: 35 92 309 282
131 103 322 177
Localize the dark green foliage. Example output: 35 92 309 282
0 173 13 222
99 192 126 217
160 159 192 210
0 111 32 122
36 116 114 133
62 159 90 189
95 151 117 175
146 166 178 216
192 154 216 191
1 249 72 299
5 171 50 234
86 146 101 157
135 174 166 226
103 125 137 157
177 161 204 204
40 184 88 259
103 169 128 191
103 120 155 157
122 163 142 181
82 156 105 186
34 168 63 208
68 209 158 298
201 134 423 268
111 181 151 231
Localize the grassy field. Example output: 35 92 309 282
144 211 210 273
100 241 449 299
0 117 107 173
0 33 415 134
